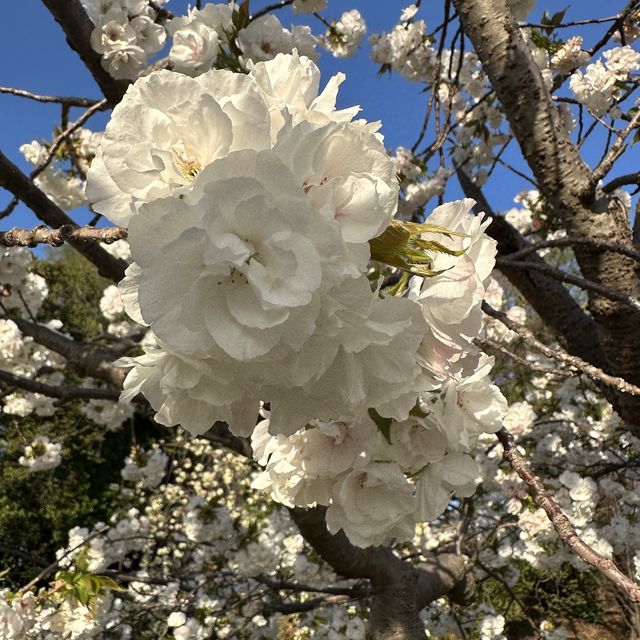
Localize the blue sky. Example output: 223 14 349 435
0 0 637 229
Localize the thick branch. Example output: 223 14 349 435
0 151 126 282
40 0 130 105
503 235 640 263
497 428 640 603
0 369 119 402
454 0 640 427
11 317 125 388
290 506 470 640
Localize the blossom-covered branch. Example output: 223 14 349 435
496 427 640 604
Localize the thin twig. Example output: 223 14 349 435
589 109 640 189
0 224 128 248
496 427 640 604
482 303 640 396
478 338 575 378
588 0 640 56
495 257 640 311
30 98 108 181
503 236 640 263
250 0 295 22
0 86 104 108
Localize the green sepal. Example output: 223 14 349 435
368 408 393 444
369 220 467 278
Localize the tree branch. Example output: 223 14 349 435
590 110 640 188
0 151 126 282
290 506 471 639
0 86 105 108
495 257 640 311
10 317 125 388
0 368 120 402
502 235 640 263
453 0 640 428
482 303 640 397
0 225 127 248
40 0 130 105
457 169 607 369
497 427 640 604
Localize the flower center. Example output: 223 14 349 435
172 148 202 180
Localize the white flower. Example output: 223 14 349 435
83 398 134 430
100 284 125 321
503 401 537 436
119 340 260 436
0 319 24 361
124 149 358 361
273 119 399 243
101 43 148 79
18 436 62 472
322 10 367 58
3 394 34 417
183 497 234 543
237 14 318 64
603 45 640 78
131 15 166 55
416 453 480 520
86 68 271 224
90 12 137 54
411 199 496 374
249 52 361 138
401 5 419 22
570 61 618 116
167 611 187 628
480 614 506 640
550 37 590 74
430 354 508 451
19 140 86 211
504 206 533 233
169 22 220 76
325 461 416 547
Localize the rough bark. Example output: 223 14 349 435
291 506 471 639
453 0 640 428
0 152 127 283
40 0 130 105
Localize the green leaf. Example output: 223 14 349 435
368 408 393 444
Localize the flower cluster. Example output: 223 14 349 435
85 53 507 547
570 45 640 116
18 436 62 472
321 9 367 58
19 129 101 212
82 0 167 79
